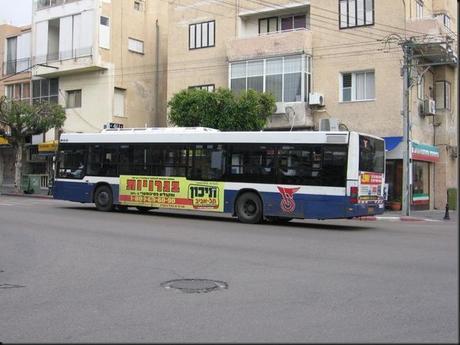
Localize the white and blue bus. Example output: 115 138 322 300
53 127 385 223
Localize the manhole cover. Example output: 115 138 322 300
0 284 25 289
161 279 228 293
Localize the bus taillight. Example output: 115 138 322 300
350 187 358 204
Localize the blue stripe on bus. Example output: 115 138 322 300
53 180 384 219
224 190 384 219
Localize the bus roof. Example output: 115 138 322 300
59 128 382 145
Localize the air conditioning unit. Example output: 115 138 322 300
309 93 325 106
422 99 436 116
319 118 339 131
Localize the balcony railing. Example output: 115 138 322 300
35 0 79 11
33 46 93 65
257 27 310 38
2 58 32 76
227 29 312 62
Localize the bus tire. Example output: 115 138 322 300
94 185 114 212
235 192 263 224
266 216 293 223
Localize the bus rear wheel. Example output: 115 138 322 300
235 192 263 224
94 185 114 212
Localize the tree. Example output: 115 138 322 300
168 88 276 131
0 97 66 192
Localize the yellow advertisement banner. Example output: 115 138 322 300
119 175 224 212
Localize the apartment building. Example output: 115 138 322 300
0 24 32 189
31 0 169 138
166 0 458 210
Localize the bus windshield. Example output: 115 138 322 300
359 135 384 173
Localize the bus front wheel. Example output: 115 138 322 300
235 192 263 224
94 185 114 212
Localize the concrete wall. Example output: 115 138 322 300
99 0 169 128
58 69 113 133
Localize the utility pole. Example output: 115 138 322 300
401 40 413 216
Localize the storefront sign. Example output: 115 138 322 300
38 140 58 153
119 175 224 212
0 137 9 146
411 142 439 162
412 193 429 205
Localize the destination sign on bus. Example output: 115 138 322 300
119 175 224 212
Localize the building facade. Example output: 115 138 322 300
0 24 32 189
166 0 458 210
31 0 169 137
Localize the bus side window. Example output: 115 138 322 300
322 145 347 187
278 145 321 186
191 144 225 181
164 145 189 177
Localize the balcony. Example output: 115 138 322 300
35 0 79 11
406 18 457 67
227 29 312 62
32 47 107 77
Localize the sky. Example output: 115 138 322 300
0 0 33 26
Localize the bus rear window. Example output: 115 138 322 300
359 136 384 173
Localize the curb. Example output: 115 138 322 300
0 192 53 199
400 216 426 222
355 215 443 222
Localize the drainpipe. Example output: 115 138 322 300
155 19 160 127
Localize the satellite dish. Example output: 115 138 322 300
285 106 295 122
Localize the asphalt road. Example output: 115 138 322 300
0 196 458 343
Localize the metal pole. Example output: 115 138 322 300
402 41 412 216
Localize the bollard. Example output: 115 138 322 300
443 202 450 220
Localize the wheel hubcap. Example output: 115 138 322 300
243 200 256 216
98 192 109 205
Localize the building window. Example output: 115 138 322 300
435 13 451 29
128 38 144 54
417 75 425 100
99 16 110 49
189 20 215 50
259 17 278 34
416 1 424 19
339 0 374 29
5 82 31 103
4 32 31 75
281 14 307 31
114 88 126 117
133 0 144 11
435 81 451 110
340 71 375 102
32 78 59 104
66 90 82 108
189 84 215 92
230 55 311 103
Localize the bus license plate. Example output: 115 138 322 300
368 206 375 213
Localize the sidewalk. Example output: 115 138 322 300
359 208 458 222
0 185 52 199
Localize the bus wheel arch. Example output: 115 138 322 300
234 189 264 224
93 183 114 212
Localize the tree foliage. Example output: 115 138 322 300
168 88 276 131
0 96 66 192
0 96 66 145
